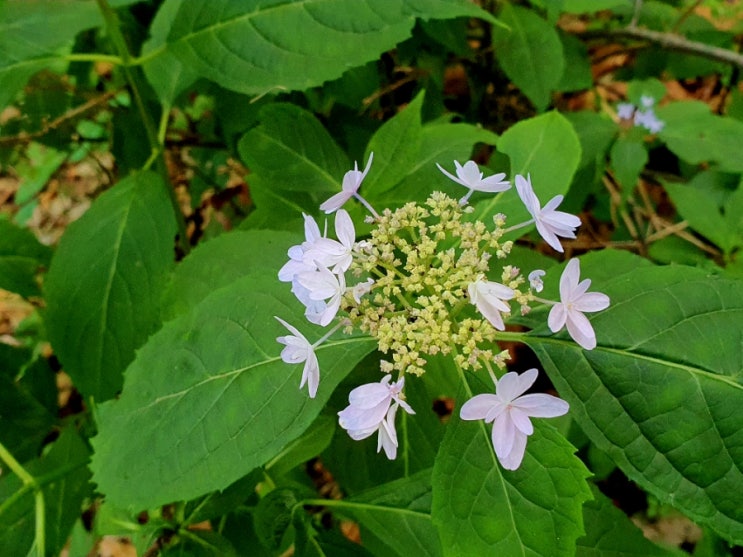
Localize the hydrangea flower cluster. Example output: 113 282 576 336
276 154 610 470
617 95 665 133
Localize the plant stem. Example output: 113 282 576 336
0 442 44 557
95 0 190 254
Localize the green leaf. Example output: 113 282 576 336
557 32 593 92
363 92 425 198
663 180 740 255
577 486 680 556
610 137 648 198
381 121 499 207
266 414 336 478
562 111 617 169
141 0 497 104
432 387 591 557
475 111 581 243
658 101 743 173
44 171 176 401
344 469 442 557
238 104 349 194
0 0 99 108
254 489 298 552
161 229 301 321
560 0 630 13
492 5 564 112
527 259 743 545
0 219 51 298
90 273 376 509
0 428 91 557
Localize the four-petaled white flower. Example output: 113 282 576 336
338 375 415 460
460 368 569 470
275 317 320 398
548 258 610 350
436 160 510 205
320 152 374 214
303 209 356 274
515 174 581 253
297 264 347 326
468 278 514 330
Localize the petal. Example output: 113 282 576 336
477 173 510 192
535 220 564 252
335 209 356 248
515 174 540 217
377 403 399 459
436 162 468 188
574 291 610 313
458 161 483 187
497 368 538 401
498 430 528 471
460 393 500 421
348 379 393 409
320 190 353 214
492 413 516 459
303 213 322 242
566 310 597 350
338 401 389 432
359 152 374 182
547 303 568 333
513 393 569 418
559 259 581 300
302 350 320 398
508 407 534 435
274 316 306 340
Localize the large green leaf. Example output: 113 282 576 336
432 387 591 557
658 101 743 173
141 0 497 104
492 5 564 112
161 229 301 320
44 171 176 402
577 486 680 556
90 273 376 509
527 258 743 544
343 469 442 557
0 219 51 298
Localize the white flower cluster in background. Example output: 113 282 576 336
617 95 665 133
275 154 610 470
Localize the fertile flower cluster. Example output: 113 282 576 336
275 154 610 470
617 95 665 133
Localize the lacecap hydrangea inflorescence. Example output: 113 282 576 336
276 154 609 470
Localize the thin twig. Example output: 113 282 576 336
581 25 743 68
0 90 120 146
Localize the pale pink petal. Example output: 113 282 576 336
513 393 569 418
335 209 355 248
319 190 353 213
460 393 500 420
547 303 568 333
560 259 581 300
566 310 597 350
508 407 534 435
498 430 528 471
301 351 320 398
492 412 516 460
535 220 563 252
497 368 537 401
478 173 510 192
515 174 540 217
436 163 468 187
377 404 399 459
574 292 611 312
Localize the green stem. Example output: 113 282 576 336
95 0 190 254
0 442 44 556
63 53 123 64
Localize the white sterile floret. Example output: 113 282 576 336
303 209 356 274
337 375 415 460
548 258 610 350
275 317 320 398
351 278 374 303
528 269 545 293
436 160 510 205
515 174 581 253
468 278 515 331
460 368 569 470
278 213 324 282
297 265 346 326
320 152 374 214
